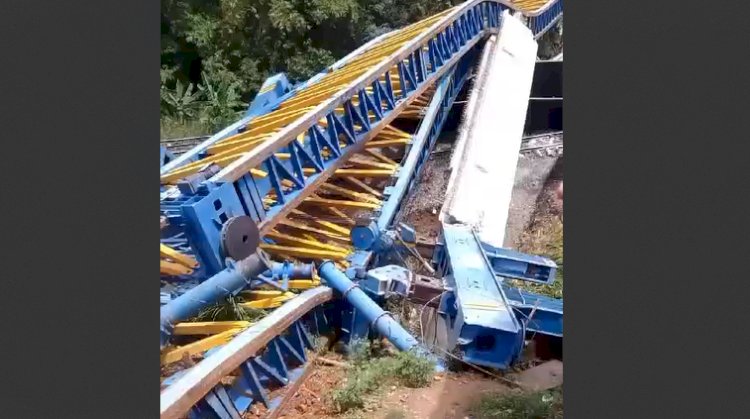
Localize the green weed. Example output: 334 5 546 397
331 347 434 413
470 387 563 419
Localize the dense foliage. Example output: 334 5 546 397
161 0 457 134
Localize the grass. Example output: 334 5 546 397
470 387 563 419
194 295 267 322
331 342 434 413
513 216 563 299
160 118 212 140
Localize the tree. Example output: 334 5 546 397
160 0 459 134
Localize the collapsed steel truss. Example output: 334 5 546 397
160 1 563 418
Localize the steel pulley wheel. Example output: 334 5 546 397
220 216 260 261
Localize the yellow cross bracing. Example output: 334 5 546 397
160 244 199 276
508 0 552 14
160 8 453 186
161 328 244 366
402 84 438 119
161 0 562 362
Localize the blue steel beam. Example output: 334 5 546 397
160 252 272 349
160 1 564 283
205 1 507 236
481 243 557 284
528 0 563 39
160 287 334 419
377 53 475 231
502 283 563 337
345 47 476 278
437 223 524 369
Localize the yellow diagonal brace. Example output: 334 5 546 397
287 279 321 289
365 149 399 166
243 290 288 299
322 206 356 226
333 169 395 178
265 231 351 254
290 209 352 236
319 183 382 205
161 260 193 276
347 157 397 170
278 220 350 242
160 329 241 365
172 321 252 336
365 139 411 148
341 177 385 198
240 292 296 309
303 197 381 210
260 244 349 260
160 244 199 269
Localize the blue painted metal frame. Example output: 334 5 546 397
159 1 564 284
481 243 557 284
243 73 294 119
161 145 175 168
162 304 334 419
161 1 508 288
528 0 563 39
346 43 480 278
501 284 563 337
436 223 524 370
205 1 506 217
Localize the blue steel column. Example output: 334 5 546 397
160 252 269 349
318 261 419 352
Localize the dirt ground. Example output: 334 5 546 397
268 360 562 419
268 366 508 419
398 144 453 242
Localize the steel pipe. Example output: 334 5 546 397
318 261 419 351
160 251 271 349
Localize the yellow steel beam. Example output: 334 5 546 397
265 231 351 254
303 196 381 210
172 321 252 336
333 169 395 178
347 157 397 171
341 176 385 198
290 209 352 236
510 0 552 13
322 206 356 226
160 244 199 269
319 183 382 205
243 290 288 299
287 279 321 289
365 138 411 148
365 149 399 166
278 219 350 242
239 292 297 309
161 260 194 276
160 6 455 185
260 243 350 261
160 329 241 365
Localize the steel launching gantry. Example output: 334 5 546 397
160 2 564 418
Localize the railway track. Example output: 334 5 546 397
159 2 563 418
519 131 563 158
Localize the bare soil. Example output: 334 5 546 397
270 362 563 419
399 148 452 242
